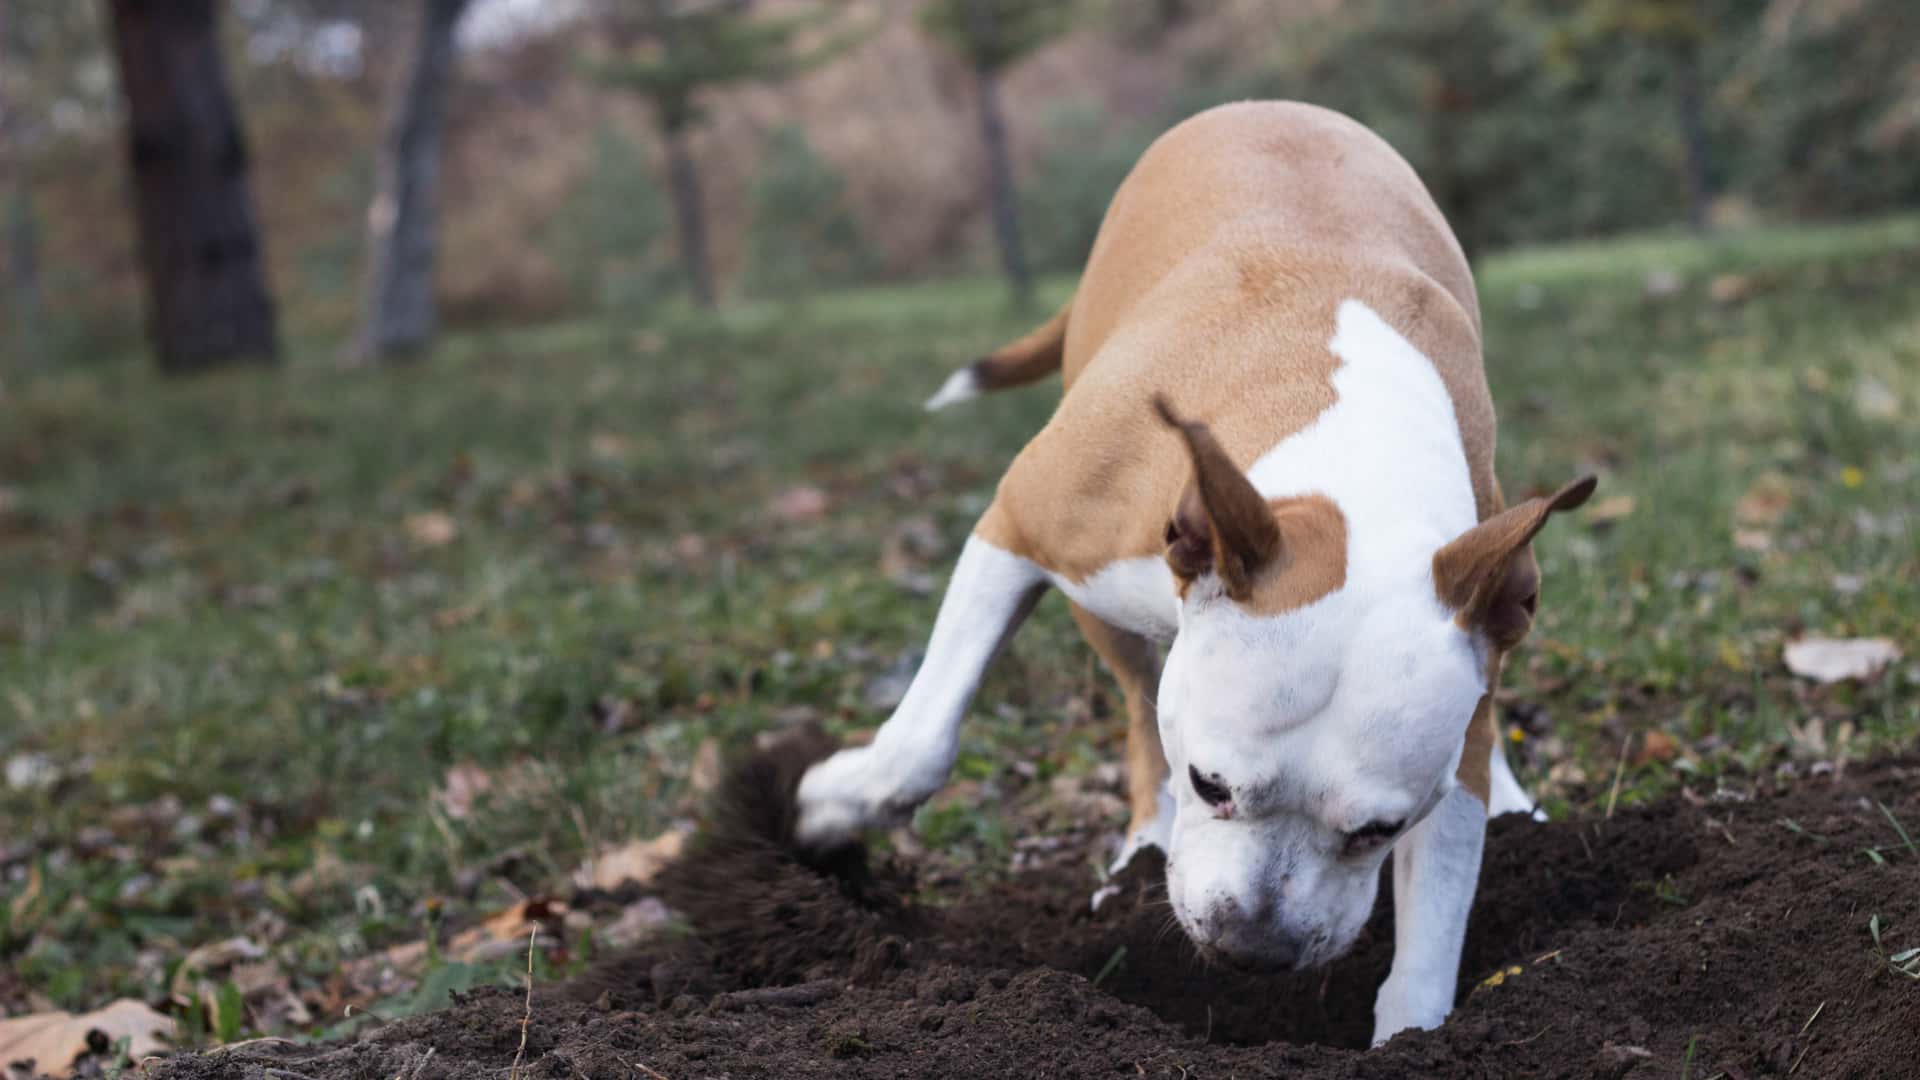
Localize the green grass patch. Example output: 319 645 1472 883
1 217 1915 1024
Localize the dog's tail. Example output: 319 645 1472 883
924 296 1072 411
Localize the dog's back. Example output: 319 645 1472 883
974 102 1503 583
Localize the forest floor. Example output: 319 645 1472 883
1 214 1917 1072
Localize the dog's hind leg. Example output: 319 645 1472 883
1069 603 1172 877
795 536 1047 851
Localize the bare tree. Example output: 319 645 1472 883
352 0 473 363
588 0 866 308
921 0 1074 309
105 0 278 373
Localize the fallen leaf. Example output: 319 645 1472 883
600 898 675 948
7 864 42 928
1477 964 1525 990
1642 268 1683 299
404 510 460 547
589 432 633 460
433 763 495 822
1783 637 1902 684
453 898 566 955
688 739 723 797
672 533 708 562
1635 730 1678 765
1707 273 1755 304
572 828 689 891
1735 473 1792 525
0 1000 174 1077
879 515 947 593
4 752 58 791
432 604 481 630
1583 494 1636 527
1853 376 1899 420
769 485 829 523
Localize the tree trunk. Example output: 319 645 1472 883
975 66 1031 308
661 121 716 309
5 188 45 372
353 0 472 363
105 0 278 374
1674 49 1714 232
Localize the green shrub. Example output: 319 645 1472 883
1019 103 1153 273
743 126 875 300
546 123 676 318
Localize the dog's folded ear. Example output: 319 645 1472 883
1432 476 1597 651
1153 395 1282 598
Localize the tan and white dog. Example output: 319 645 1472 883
794 101 1593 1044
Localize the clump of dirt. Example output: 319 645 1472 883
151 739 1920 1079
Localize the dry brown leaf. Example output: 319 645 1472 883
433 763 495 822
0 999 174 1077
589 432 633 460
1734 473 1792 525
449 898 567 956
688 739 724 797
1783 637 1902 684
1707 273 1755 305
769 485 829 523
404 510 460 547
1634 730 1678 765
572 828 689 891
1583 494 1636 527
432 604 481 630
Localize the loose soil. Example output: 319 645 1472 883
154 733 1920 1078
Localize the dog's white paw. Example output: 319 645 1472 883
1109 785 1175 875
1370 973 1452 1047
793 745 925 851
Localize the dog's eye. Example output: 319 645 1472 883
1343 819 1404 854
1188 765 1231 807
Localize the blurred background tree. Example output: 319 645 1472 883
586 0 866 309
0 0 1914 367
920 0 1077 308
105 0 279 373
351 0 474 364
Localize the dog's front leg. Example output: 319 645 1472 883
795 536 1046 850
1371 783 1486 1046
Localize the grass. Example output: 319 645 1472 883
1 215 1917 1034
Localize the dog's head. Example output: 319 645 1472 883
1150 397 1591 970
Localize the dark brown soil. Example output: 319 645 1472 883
153 735 1920 1079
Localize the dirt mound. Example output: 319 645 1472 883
152 741 1920 1079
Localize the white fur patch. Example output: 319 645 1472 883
1050 557 1181 643
1248 298 1479 579
924 366 981 411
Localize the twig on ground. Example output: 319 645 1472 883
632 1062 672 1080
508 927 536 1080
1604 735 1631 820
1875 801 1916 858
